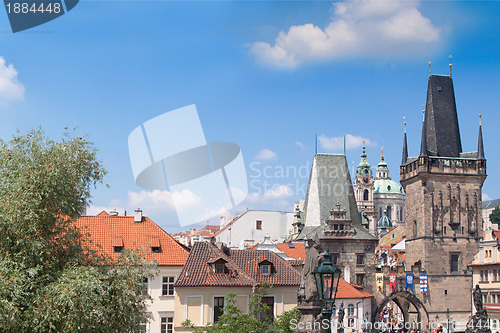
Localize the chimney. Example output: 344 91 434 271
134 208 143 223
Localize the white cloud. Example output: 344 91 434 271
246 184 295 210
483 193 492 202
318 134 374 151
255 148 278 161
0 57 24 105
295 141 305 149
250 0 440 68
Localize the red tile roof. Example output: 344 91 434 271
74 211 189 266
276 243 306 260
175 242 301 288
336 279 374 299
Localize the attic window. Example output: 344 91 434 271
259 260 274 276
437 86 442 92
288 244 295 249
151 246 161 253
150 238 161 253
215 263 225 274
112 237 124 253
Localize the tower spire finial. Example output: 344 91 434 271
362 140 366 151
449 55 453 77
420 105 428 156
478 111 484 160
428 61 432 76
402 117 408 165
381 146 384 160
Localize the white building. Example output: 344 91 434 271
214 210 294 248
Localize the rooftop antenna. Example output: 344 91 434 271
428 61 432 76
315 133 317 155
449 55 453 77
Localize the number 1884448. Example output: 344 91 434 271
6 2 61 14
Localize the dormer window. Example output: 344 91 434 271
150 238 161 253
112 237 124 253
215 263 225 274
259 260 274 276
208 257 228 274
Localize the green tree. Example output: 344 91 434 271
0 128 155 333
490 206 500 227
182 283 299 333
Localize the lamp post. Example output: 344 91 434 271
436 314 440 330
313 250 342 333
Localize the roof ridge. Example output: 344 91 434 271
213 210 247 236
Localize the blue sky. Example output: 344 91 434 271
0 0 498 232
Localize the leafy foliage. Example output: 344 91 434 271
0 129 156 333
490 206 500 227
182 283 299 333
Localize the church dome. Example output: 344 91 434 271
377 210 393 229
374 179 405 195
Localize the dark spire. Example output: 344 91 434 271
402 119 408 164
420 109 428 157
421 75 462 157
478 114 484 159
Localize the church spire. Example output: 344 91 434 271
420 108 428 157
402 118 408 164
478 113 485 159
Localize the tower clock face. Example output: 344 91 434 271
363 178 369 184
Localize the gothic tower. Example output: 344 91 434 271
400 73 487 322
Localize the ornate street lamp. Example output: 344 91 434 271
313 250 342 333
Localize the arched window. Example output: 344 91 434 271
386 205 392 220
363 189 369 201
379 207 382 219
347 304 355 316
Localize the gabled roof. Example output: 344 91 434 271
74 211 189 266
175 242 301 288
336 278 373 299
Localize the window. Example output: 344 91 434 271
151 246 161 253
414 220 417 238
348 318 355 327
450 254 459 272
256 220 262 230
142 277 149 296
493 270 499 282
159 318 172 333
386 205 392 219
215 263 225 274
213 297 224 322
347 304 355 316
260 296 274 320
481 270 489 282
356 274 365 286
160 317 173 333
162 276 175 296
261 264 271 275
356 254 364 266
114 246 124 253
363 189 369 201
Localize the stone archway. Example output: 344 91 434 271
372 291 429 332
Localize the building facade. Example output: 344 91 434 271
74 210 190 333
173 241 300 332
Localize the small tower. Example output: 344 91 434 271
354 142 376 235
290 202 304 240
324 202 355 237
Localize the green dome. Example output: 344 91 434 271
377 210 393 228
374 179 405 194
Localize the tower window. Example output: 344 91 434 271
363 189 369 201
451 254 459 272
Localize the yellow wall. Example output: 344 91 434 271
174 286 298 332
